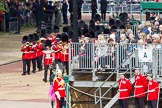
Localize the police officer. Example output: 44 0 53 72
134 67 148 108
147 73 160 108
118 71 132 108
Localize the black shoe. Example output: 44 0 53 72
32 71 36 73
38 68 42 71
22 73 26 76
27 72 30 75
42 79 47 82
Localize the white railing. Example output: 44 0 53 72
81 3 140 13
69 43 162 78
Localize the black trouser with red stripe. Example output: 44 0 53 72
148 100 157 108
37 56 42 71
135 97 145 108
31 58 36 73
22 59 31 74
44 65 52 81
119 99 128 108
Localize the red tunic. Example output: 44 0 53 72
21 44 32 60
147 79 159 101
46 34 56 44
118 78 132 99
134 74 148 98
61 42 68 62
52 43 62 60
43 50 53 65
36 42 43 57
53 77 66 98
30 44 37 59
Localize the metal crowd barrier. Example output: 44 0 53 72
9 17 18 34
69 43 162 77
81 3 140 14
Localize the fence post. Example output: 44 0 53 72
63 76 69 108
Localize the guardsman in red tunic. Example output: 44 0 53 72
134 67 148 108
36 38 43 71
42 40 53 82
21 36 32 75
61 33 69 75
118 72 132 108
46 32 56 45
53 69 66 108
147 73 160 108
29 34 37 73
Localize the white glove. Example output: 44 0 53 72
55 91 61 100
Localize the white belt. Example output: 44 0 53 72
135 85 143 88
58 88 65 90
148 89 155 92
23 52 31 53
119 89 128 92
45 57 52 59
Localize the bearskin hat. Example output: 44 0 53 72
56 34 62 41
53 25 59 33
61 33 68 42
47 27 53 34
63 26 69 33
33 33 39 41
28 34 34 42
45 40 51 47
22 35 29 42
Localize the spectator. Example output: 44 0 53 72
91 0 97 20
48 78 56 108
77 0 84 20
61 0 68 24
100 0 107 21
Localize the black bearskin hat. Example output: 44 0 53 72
28 34 34 42
63 26 69 33
22 35 29 42
53 25 60 33
45 40 52 47
61 33 68 42
33 33 39 41
56 34 62 42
